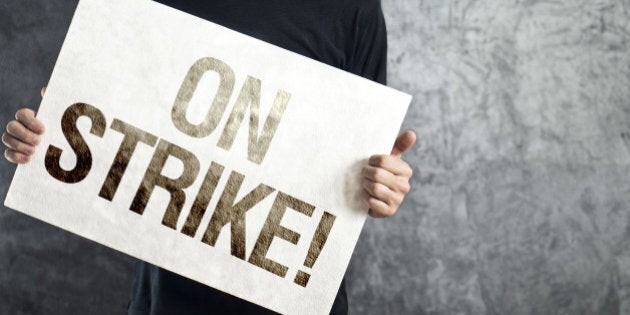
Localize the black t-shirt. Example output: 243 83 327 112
127 1 387 314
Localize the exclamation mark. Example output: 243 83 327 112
294 211 336 287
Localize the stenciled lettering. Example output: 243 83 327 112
171 57 235 138
45 103 106 183
130 139 200 230
248 192 315 277
44 53 336 286
99 119 158 200
201 170 276 260
181 161 225 237
217 75 291 164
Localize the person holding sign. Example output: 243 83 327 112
2 0 416 314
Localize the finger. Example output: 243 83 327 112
362 178 402 206
2 133 35 155
391 130 416 157
362 164 410 193
15 108 45 134
6 120 41 146
365 197 392 218
41 86 47 97
368 155 413 178
4 148 31 164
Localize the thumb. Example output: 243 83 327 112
40 86 47 97
391 130 416 157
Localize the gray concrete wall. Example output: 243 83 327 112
347 0 630 314
1 1 133 314
1 0 629 314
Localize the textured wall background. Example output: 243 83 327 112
1 0 629 314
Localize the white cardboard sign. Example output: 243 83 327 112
4 0 411 313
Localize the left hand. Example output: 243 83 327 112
361 130 416 218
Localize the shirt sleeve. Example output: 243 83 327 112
346 0 388 85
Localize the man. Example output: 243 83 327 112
2 0 416 314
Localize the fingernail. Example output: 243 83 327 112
368 155 382 166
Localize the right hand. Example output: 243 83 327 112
2 87 47 164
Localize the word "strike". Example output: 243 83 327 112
43 57 335 287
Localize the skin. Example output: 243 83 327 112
2 87 416 218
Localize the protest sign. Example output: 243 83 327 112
4 0 411 313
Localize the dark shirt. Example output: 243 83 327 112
127 0 387 314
